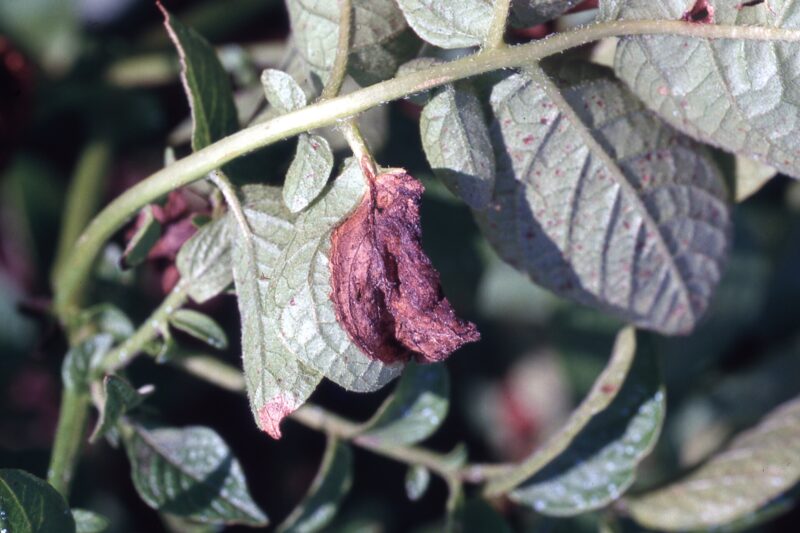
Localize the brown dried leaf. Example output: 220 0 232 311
330 167 479 364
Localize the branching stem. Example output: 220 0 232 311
320 0 353 100
486 0 512 49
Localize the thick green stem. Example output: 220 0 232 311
47 388 91 499
51 20 800 318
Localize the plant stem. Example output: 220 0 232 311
320 0 352 100
340 119 377 176
51 19 800 317
47 388 91 498
485 0 512 49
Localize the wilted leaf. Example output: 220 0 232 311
0 469 76 533
261 68 307 114
405 465 431 501
159 4 238 152
277 437 353 533
71 509 109 533
735 155 777 202
358 362 449 446
62 334 114 392
122 206 161 268
420 85 495 209
169 309 228 350
628 395 800 531
603 0 800 179
176 215 234 303
122 422 268 526
480 64 731 334
90 375 147 444
487 328 665 516
329 167 479 364
283 134 334 213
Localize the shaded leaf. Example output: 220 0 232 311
283 134 334 213
169 309 228 350
77 304 135 342
261 68 307 114
603 0 800 178
420 85 495 209
510 0 583 27
71 509 109 533
62 334 114 392
448 499 512 533
89 375 147 444
122 422 268 526
0 469 76 533
122 206 161 268
628 395 800 531
358 362 449 446
396 0 492 48
405 465 431 501
160 4 239 151
176 215 234 303
479 64 731 334
277 437 353 533
487 328 665 516
735 155 777 202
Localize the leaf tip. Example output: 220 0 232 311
258 394 299 439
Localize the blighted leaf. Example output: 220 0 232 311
330 167 480 364
277 437 353 533
122 422 268 526
603 0 800 179
628 395 800 531
735 156 777 202
159 4 238 151
169 309 228 350
405 465 431 501
89 375 147 444
176 215 234 303
510 0 583 27
283 134 334 213
71 509 109 533
62 334 114 392
358 362 449 446
420 85 495 209
487 328 665 516
480 65 731 334
396 0 492 48
261 68 307 114
0 469 76 533
122 205 161 268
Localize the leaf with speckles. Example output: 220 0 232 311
479 63 731 334
628 395 800 531
168 309 228 350
486 327 665 515
420 85 495 209
122 422 268 526
283 134 334 213
358 362 449 446
601 0 800 179
0 469 76 533
277 437 353 533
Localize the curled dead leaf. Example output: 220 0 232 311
330 166 479 364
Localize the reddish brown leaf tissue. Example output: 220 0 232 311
330 167 480 364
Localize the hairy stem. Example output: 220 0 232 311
340 119 378 176
486 0 512 49
320 0 353 100
52 19 800 317
47 388 91 499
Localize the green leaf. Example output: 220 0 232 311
122 422 268 526
628 395 800 531
89 375 147 444
283 134 334 213
261 68 307 114
358 362 449 446
71 509 109 533
277 437 353 533
77 304 135 342
286 0 417 84
479 64 731 335
62 334 114 392
169 309 228 350
486 327 665 516
121 206 161 268
449 499 512 533
735 156 777 202
160 4 239 151
603 0 800 179
510 0 582 27
176 215 234 304
397 0 492 48
420 85 495 209
405 465 431 502
0 469 76 533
